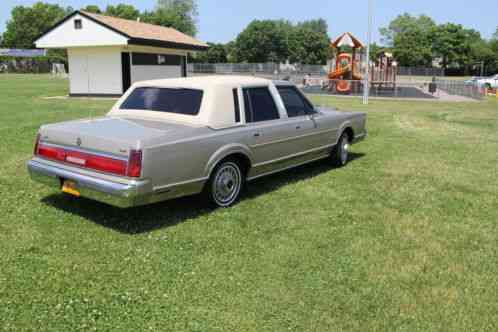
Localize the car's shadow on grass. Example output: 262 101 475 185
41 153 365 234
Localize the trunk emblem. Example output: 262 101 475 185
76 137 82 147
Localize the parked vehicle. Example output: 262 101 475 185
475 75 498 89
28 76 367 208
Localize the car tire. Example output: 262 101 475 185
331 132 350 167
205 159 245 208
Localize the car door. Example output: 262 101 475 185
241 86 301 174
275 85 320 153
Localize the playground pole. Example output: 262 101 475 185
363 0 373 105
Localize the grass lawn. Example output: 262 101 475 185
1 74 497 331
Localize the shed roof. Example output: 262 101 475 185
37 10 208 51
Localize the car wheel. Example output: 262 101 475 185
331 133 350 167
206 160 244 208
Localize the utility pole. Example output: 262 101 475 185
363 0 373 105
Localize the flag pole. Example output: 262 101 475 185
363 0 373 105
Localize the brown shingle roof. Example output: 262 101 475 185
81 10 208 50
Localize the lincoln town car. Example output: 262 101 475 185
28 76 367 208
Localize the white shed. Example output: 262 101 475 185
35 10 208 97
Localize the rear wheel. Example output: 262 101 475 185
205 160 244 208
331 133 350 167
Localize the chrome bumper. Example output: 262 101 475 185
27 159 151 208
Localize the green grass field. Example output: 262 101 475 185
1 74 497 331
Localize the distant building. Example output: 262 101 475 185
0 49 47 57
35 10 208 97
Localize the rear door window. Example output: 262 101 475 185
120 87 203 115
243 87 280 123
276 86 314 117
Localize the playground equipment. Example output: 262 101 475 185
370 51 397 90
328 32 364 93
327 32 398 94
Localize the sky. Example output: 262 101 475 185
1 0 497 44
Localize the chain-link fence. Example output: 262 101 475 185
0 58 63 73
188 63 328 75
299 78 484 100
188 63 484 100
397 66 445 77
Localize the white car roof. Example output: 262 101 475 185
108 76 284 129
134 75 272 90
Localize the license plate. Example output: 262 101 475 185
62 180 80 197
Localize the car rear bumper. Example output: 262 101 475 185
27 159 150 208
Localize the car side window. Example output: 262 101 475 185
276 86 314 118
243 87 280 123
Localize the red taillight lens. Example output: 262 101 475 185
38 144 65 161
36 143 128 176
81 152 127 176
127 150 142 178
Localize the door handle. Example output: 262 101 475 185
253 132 261 137
296 125 301 130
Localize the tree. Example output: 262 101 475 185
141 0 198 36
83 5 102 14
392 25 433 66
234 20 292 63
380 13 436 47
233 19 330 64
297 18 328 35
191 42 228 63
288 26 330 65
2 2 72 48
105 4 140 20
369 43 390 62
379 14 436 66
433 23 476 69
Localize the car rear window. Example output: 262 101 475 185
120 87 203 115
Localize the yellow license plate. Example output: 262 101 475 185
62 180 80 197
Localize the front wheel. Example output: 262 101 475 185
331 133 350 167
205 160 244 208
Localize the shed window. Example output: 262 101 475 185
132 53 182 66
74 19 82 30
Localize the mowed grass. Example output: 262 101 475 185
0 74 497 331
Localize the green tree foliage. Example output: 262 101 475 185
297 18 328 35
233 19 329 64
2 2 72 48
105 4 140 20
380 13 436 47
369 43 390 62
380 14 498 73
288 26 330 65
83 5 102 14
142 0 198 36
392 25 433 66
234 20 291 63
432 23 478 69
191 42 228 63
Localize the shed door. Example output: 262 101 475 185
67 49 90 95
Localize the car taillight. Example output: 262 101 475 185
36 142 128 177
34 133 41 155
127 150 142 178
